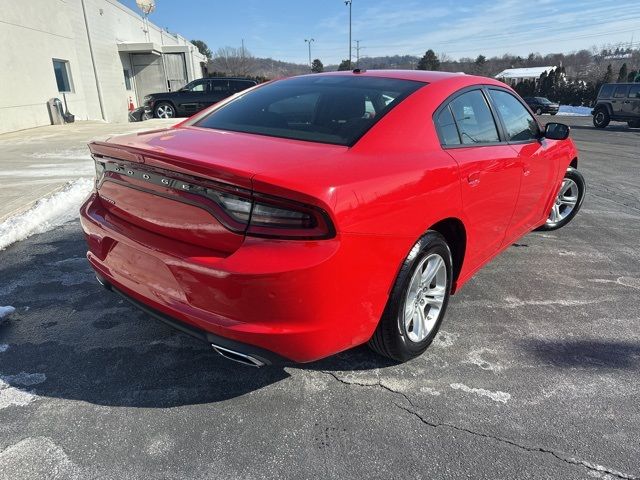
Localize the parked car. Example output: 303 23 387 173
592 83 640 128
81 71 585 366
523 96 559 115
143 77 257 119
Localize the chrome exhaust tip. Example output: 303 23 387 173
211 344 266 368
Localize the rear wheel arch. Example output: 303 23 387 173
570 157 578 169
428 218 466 283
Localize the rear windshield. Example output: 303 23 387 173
194 75 425 146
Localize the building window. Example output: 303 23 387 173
53 59 73 93
123 69 132 90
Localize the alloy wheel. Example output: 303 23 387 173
547 178 579 225
403 253 447 343
156 105 174 119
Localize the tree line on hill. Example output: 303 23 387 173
191 40 639 105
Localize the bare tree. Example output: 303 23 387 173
209 46 256 77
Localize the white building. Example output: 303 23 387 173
494 66 556 86
0 0 206 134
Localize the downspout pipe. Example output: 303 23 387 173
80 0 106 121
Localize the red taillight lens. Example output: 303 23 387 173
245 195 334 239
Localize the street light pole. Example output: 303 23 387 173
305 38 315 67
344 0 352 68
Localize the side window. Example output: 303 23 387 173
599 85 614 98
229 80 252 93
614 86 628 98
435 106 461 146
186 80 206 92
212 80 230 92
488 89 539 142
53 59 74 93
629 85 640 99
449 90 500 145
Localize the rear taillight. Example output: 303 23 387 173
244 194 334 239
94 157 335 240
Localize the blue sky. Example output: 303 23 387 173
119 0 640 64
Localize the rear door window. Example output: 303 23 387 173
229 80 254 94
628 85 640 98
614 86 629 98
449 90 500 145
211 80 230 93
599 85 615 98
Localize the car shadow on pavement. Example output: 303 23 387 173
0 224 397 409
521 339 640 370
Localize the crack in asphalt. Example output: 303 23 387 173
589 183 640 212
321 371 639 480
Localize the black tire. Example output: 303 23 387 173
627 120 640 128
593 108 610 128
368 232 452 362
154 101 176 119
550 112 557 116
537 167 586 231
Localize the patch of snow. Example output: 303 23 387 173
0 164 94 178
617 276 640 290
0 178 93 251
29 148 91 160
433 330 458 348
0 345 9 353
0 372 46 410
450 383 511 404
0 306 16 319
558 105 592 116
0 437 82 480
467 348 504 372
419 386 441 396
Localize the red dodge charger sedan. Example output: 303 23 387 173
80 70 585 366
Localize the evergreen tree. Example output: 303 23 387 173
337 59 352 71
311 59 324 73
474 55 487 75
191 40 213 60
603 64 614 84
416 49 440 71
617 63 628 83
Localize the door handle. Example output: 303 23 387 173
467 172 480 186
523 164 531 176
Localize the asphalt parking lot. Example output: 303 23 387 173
1 116 639 479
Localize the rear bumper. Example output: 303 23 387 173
96 275 289 365
80 193 401 363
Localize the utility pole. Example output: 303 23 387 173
305 38 315 67
354 40 364 68
345 0 352 68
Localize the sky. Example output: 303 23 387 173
119 0 640 65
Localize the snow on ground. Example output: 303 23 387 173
0 306 16 319
0 178 93 251
558 105 592 116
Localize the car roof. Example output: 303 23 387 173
299 69 506 88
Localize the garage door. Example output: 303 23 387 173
131 54 166 104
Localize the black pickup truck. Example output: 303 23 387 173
144 77 257 118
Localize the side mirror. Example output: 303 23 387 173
544 122 570 140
